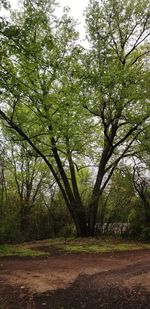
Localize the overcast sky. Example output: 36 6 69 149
1 0 90 44
7 0 89 17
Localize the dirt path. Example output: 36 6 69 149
0 250 150 308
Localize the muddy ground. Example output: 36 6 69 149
0 249 150 308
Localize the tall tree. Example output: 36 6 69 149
0 0 149 236
81 0 150 234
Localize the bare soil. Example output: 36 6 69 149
0 249 150 308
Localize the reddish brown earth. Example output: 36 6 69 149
0 250 150 308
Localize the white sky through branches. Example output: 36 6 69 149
1 0 89 44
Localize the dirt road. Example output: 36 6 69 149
0 250 150 308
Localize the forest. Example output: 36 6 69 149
0 0 150 241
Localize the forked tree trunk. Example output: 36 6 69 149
69 203 89 237
88 199 99 236
70 199 100 237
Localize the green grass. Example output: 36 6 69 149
56 238 150 253
0 244 48 257
63 242 150 253
37 237 150 254
0 237 150 257
47 237 150 253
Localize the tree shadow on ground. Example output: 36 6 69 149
33 268 150 309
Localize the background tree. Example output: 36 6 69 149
0 131 74 241
102 165 136 233
10 142 48 233
0 140 6 217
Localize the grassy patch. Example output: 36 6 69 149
0 237 150 257
46 237 150 254
0 244 48 257
63 242 150 253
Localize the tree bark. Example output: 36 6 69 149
87 146 109 235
